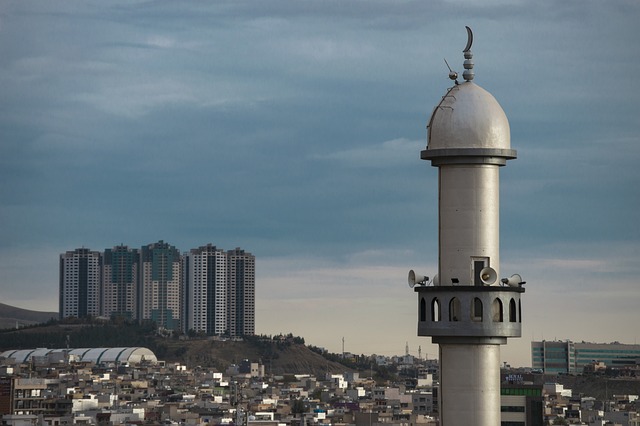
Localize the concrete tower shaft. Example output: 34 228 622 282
440 343 501 424
439 165 500 285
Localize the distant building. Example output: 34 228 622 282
0 377 72 417
0 347 158 366
102 245 139 320
57 242 255 335
411 390 434 416
139 241 182 330
59 248 102 319
531 340 575 374
531 340 640 373
227 248 255 337
239 359 264 378
501 383 544 426
183 244 227 335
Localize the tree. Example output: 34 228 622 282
291 398 307 416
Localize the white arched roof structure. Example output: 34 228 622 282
1 348 55 363
1 347 157 365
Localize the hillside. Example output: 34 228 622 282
0 304 349 376
543 374 640 401
0 302 57 330
160 338 350 376
0 322 350 376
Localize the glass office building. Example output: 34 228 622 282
531 340 640 373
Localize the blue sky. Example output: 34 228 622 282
1 0 639 367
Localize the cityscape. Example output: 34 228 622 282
1 335 640 425
2 1 640 426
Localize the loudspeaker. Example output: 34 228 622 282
501 274 525 287
479 266 498 285
408 270 429 288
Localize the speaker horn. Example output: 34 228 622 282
408 270 429 288
432 274 440 286
501 274 525 287
479 266 498 286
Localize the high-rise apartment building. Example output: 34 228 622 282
59 248 102 319
58 242 255 335
227 248 255 337
139 241 182 331
183 244 227 335
102 245 139 320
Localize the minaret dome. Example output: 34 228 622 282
427 82 511 151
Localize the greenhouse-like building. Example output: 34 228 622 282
0 347 157 365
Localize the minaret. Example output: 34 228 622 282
409 27 525 425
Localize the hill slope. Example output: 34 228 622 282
0 303 57 329
0 322 349 376
161 338 349 376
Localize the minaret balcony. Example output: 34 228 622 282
415 286 524 339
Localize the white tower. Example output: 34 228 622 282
183 244 227 335
59 248 102 319
411 28 525 425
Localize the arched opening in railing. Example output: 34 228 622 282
472 297 483 322
449 297 461 322
431 297 441 322
420 297 427 322
509 298 517 322
518 299 522 323
492 298 503 322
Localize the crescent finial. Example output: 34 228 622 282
462 26 474 81
463 26 473 52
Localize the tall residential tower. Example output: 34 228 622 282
183 244 227 335
59 248 102 319
139 241 182 330
227 248 255 337
102 245 139 320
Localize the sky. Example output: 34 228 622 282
1 0 639 368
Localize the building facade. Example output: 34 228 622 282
183 244 227 335
532 340 640 373
500 385 544 426
227 248 255 337
59 248 102 319
102 245 139 320
139 241 182 331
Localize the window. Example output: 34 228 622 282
472 257 489 286
501 406 525 412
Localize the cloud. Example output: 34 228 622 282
1 0 639 367
73 77 200 118
312 138 423 168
